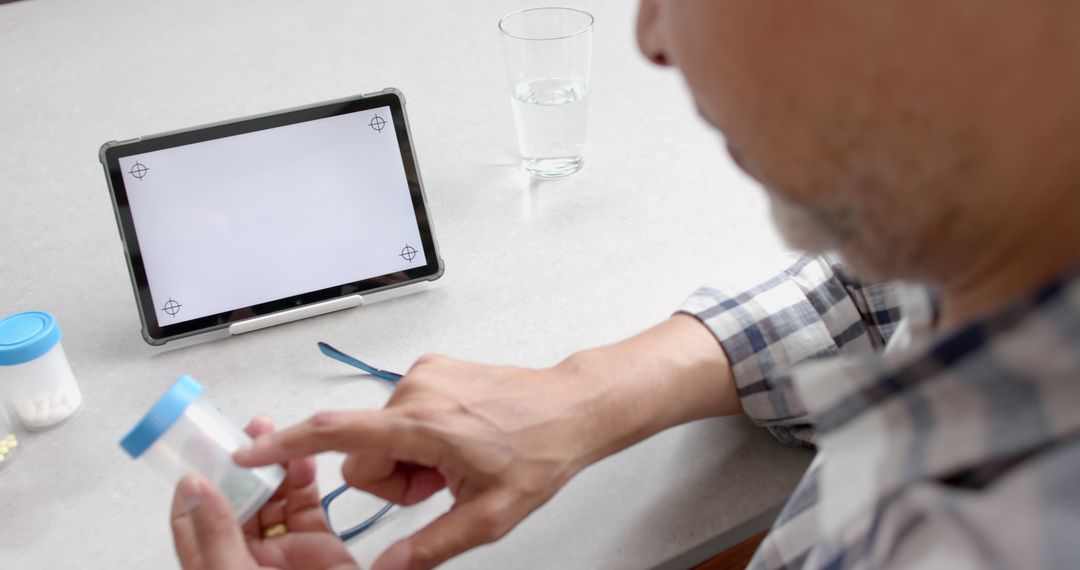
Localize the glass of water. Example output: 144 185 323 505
500 7 594 178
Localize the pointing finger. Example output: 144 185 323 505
234 410 437 468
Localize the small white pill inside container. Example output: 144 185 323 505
0 311 83 430
120 375 285 522
0 405 21 470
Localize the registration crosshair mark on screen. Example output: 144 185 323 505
129 162 149 180
161 298 182 317
369 115 386 132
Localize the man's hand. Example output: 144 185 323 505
236 359 602 570
235 315 737 570
170 417 358 570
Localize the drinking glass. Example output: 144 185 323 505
500 7 595 178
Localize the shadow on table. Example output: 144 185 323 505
624 416 813 570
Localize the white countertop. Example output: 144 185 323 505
0 0 812 567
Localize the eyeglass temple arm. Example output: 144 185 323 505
317 342 403 383
316 344 400 540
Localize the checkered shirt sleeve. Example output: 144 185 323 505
678 254 904 447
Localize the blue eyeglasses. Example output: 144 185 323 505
316 341 402 541
318 342 403 383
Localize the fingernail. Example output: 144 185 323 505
177 475 205 513
373 542 412 570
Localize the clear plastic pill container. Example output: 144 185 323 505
0 311 83 430
120 375 284 522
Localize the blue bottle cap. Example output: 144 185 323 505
120 375 204 459
0 311 63 366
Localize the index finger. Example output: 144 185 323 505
233 410 430 467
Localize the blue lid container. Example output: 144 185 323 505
120 375 204 459
0 311 63 366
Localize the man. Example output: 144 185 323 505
170 1 1080 568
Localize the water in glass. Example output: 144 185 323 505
511 78 589 178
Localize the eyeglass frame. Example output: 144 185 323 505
315 341 402 541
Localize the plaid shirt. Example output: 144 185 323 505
680 255 1080 569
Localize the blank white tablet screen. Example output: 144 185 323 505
118 106 427 325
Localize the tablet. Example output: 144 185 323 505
100 90 443 345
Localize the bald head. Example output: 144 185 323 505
638 0 1080 289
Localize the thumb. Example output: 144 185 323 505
172 475 256 570
372 493 517 570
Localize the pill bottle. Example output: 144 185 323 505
0 311 83 430
0 404 20 470
120 375 285 522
